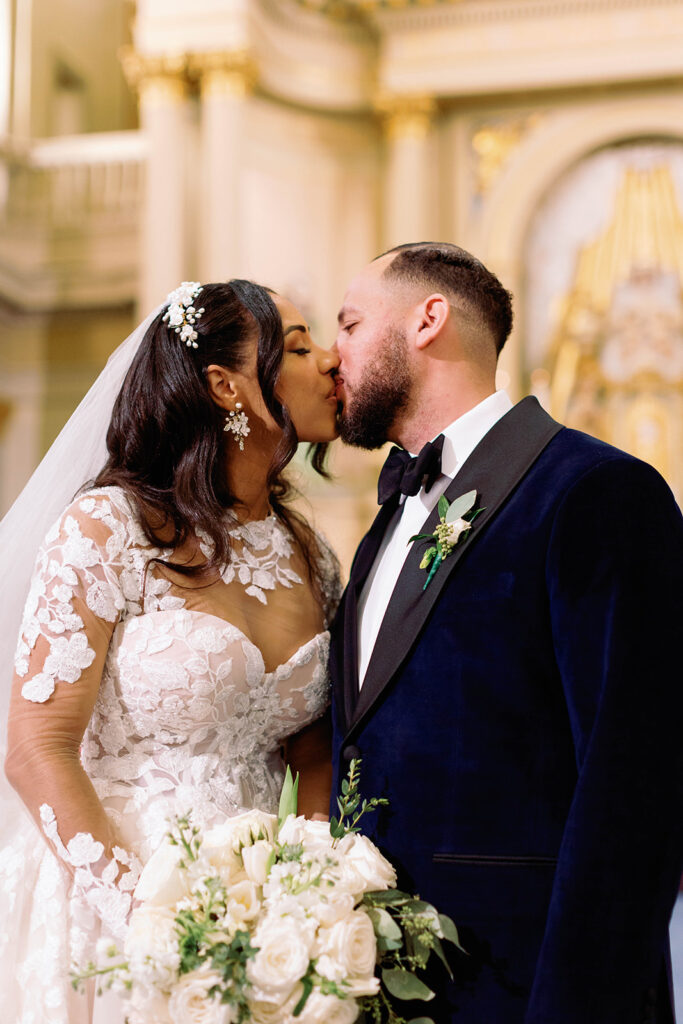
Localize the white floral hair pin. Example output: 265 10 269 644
163 281 205 348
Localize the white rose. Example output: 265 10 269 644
294 990 358 1024
248 984 302 1023
278 816 333 856
316 910 377 980
241 840 274 886
246 919 312 1000
309 890 355 928
443 517 472 545
168 965 236 1024
226 879 261 923
135 840 189 907
124 906 181 988
343 975 381 998
336 834 396 895
300 819 336 853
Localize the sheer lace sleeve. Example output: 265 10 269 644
5 490 143 940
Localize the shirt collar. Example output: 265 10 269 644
435 390 513 480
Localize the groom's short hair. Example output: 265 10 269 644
377 242 514 355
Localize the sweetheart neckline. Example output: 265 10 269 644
119 607 329 678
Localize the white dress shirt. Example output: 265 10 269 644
357 390 513 688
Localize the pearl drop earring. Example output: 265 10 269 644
224 402 250 451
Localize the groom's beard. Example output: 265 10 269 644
338 324 413 450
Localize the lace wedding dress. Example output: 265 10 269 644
0 486 341 1024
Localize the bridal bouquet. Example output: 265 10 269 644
73 761 464 1024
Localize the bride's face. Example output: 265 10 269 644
272 294 340 443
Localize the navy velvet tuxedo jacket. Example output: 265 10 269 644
330 398 683 1024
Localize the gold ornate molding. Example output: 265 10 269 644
119 48 190 97
375 94 438 140
120 47 258 100
189 50 258 98
471 114 543 195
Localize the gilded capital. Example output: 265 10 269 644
119 47 189 102
375 94 438 141
189 51 258 99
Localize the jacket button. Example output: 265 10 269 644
342 744 361 763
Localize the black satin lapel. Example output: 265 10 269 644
349 398 563 734
340 497 400 729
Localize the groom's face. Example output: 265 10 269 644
334 257 414 449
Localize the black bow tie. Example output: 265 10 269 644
377 434 445 505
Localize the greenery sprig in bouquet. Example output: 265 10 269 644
73 760 465 1024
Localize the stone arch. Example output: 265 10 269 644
473 95 683 393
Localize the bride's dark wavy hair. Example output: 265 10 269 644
93 279 330 583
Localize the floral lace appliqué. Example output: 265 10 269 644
198 515 303 605
39 804 141 942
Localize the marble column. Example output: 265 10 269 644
122 52 192 313
193 51 256 283
378 94 438 251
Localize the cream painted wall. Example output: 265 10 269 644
0 0 10 135
29 0 135 137
241 99 380 344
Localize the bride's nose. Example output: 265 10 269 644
318 346 340 375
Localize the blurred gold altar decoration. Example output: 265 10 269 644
2 0 683 571
548 165 683 497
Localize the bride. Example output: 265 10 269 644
0 278 341 1023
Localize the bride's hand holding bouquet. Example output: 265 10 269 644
74 762 465 1024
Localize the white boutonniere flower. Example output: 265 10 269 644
409 490 484 591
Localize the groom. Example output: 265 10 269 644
329 242 683 1023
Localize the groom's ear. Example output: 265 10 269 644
414 293 450 350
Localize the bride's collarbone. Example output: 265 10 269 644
167 579 326 673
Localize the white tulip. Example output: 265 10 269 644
134 840 189 907
241 840 274 886
226 879 261 923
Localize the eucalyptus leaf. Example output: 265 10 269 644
438 495 449 520
407 1018 435 1024
377 935 404 953
445 490 477 523
366 906 403 942
439 913 467 953
277 766 299 830
430 935 453 979
363 890 412 906
382 968 435 1002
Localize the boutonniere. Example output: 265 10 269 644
409 490 484 591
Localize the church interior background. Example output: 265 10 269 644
1 0 682 1003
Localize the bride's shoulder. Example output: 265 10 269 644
45 485 146 551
